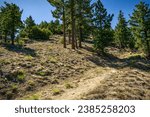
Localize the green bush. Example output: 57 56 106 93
41 28 52 37
18 39 25 46
29 26 51 40
16 70 26 82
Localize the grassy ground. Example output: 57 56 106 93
0 35 150 100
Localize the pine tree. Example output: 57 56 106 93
0 2 23 45
25 16 36 28
0 12 2 40
47 0 67 48
76 0 92 48
48 20 62 34
70 0 76 49
39 21 49 29
92 0 113 53
115 10 129 48
1 3 11 43
130 1 150 57
24 16 36 39
0 6 9 42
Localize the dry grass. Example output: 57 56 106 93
83 68 150 100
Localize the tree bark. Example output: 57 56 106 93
63 0 66 48
11 22 15 45
146 40 150 58
69 30 71 44
79 6 83 48
145 31 150 57
71 0 75 49
79 25 83 48
75 23 78 49
11 33 15 45
4 32 7 43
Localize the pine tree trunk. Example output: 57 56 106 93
11 38 14 45
75 24 78 49
4 32 7 43
79 8 83 48
11 14 15 45
71 0 75 49
11 23 15 45
79 25 83 48
4 37 7 43
69 30 71 44
11 33 15 45
146 40 150 58
145 31 150 58
63 1 66 48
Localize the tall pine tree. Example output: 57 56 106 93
115 10 129 49
76 0 92 48
47 0 67 48
92 0 113 53
130 1 150 57
1 2 23 44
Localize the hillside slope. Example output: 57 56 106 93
0 36 150 100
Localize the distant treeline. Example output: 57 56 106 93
0 0 150 57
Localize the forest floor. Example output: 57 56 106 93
0 35 150 100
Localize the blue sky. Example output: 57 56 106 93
0 0 150 28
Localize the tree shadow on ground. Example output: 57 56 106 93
82 45 95 53
1 44 37 57
85 49 150 72
84 40 94 44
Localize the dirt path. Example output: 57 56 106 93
36 67 118 100
54 68 117 100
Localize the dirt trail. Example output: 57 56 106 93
36 65 150 100
37 67 118 100
54 68 117 100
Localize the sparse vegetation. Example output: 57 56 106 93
25 55 33 61
65 83 73 89
0 35 149 100
0 0 150 100
16 70 26 82
48 56 57 63
83 69 150 100
36 71 46 76
52 88 62 95
28 80 35 87
11 84 18 93
0 59 11 65
27 94 39 100
6 91 14 100
26 80 35 90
